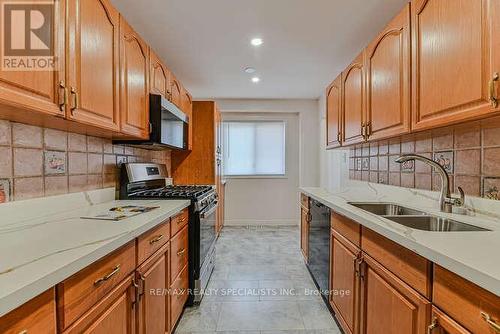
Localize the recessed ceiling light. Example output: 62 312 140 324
251 77 260 83
244 67 256 74
251 38 263 46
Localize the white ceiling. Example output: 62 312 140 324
114 0 409 99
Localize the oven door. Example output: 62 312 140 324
199 202 218 267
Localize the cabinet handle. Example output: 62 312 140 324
177 248 186 256
337 132 341 144
59 81 67 112
366 122 372 138
427 317 438 334
361 123 366 140
177 217 186 224
481 312 500 333
490 72 499 108
149 234 164 245
18 330 28 334
70 87 79 114
94 265 121 286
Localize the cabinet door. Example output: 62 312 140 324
63 276 135 334
67 0 120 131
342 53 366 145
326 75 342 148
365 4 410 141
150 50 169 98
181 87 193 150
412 0 500 130
360 255 431 334
330 230 361 334
0 0 65 118
429 307 471 334
170 75 182 108
120 17 149 139
300 208 309 262
137 248 168 334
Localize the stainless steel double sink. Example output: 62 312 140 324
348 203 490 232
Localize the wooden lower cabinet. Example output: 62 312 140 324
429 307 471 334
0 288 56 334
300 207 309 262
136 243 170 334
359 255 431 334
330 229 361 334
170 265 189 332
63 276 135 334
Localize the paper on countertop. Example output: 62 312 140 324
81 205 160 221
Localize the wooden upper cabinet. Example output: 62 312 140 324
119 17 150 139
342 52 366 145
0 0 65 118
365 4 410 141
181 87 193 150
412 0 500 130
360 255 431 334
67 0 120 131
149 50 170 98
330 230 361 334
326 75 342 148
170 75 182 108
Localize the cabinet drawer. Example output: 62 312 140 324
433 265 500 334
431 306 471 334
361 227 432 298
57 242 136 330
170 208 189 237
170 265 189 331
301 194 310 210
170 225 189 283
137 221 170 264
0 288 56 334
331 211 361 247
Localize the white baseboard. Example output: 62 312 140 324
224 219 299 226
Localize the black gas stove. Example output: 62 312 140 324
120 163 217 305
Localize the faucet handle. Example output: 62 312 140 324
457 186 465 206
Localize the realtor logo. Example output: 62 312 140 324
1 1 55 71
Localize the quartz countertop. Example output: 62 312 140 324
0 188 190 317
300 182 500 297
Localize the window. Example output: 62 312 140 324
223 121 286 176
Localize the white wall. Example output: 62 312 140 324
216 99 320 226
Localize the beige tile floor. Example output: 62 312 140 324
175 226 342 334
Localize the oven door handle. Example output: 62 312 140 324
200 203 218 219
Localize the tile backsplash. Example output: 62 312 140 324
0 120 171 203
348 117 500 200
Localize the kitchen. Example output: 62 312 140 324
0 0 499 333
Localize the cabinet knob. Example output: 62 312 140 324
481 312 500 333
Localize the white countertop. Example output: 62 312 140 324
300 182 500 297
0 188 190 317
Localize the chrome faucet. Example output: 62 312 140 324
395 154 464 213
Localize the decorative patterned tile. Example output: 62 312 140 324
401 160 414 173
361 157 369 171
434 151 454 174
44 151 66 175
0 179 11 203
117 155 128 166
483 177 500 200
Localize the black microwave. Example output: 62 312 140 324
115 94 189 150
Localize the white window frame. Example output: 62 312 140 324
222 119 287 179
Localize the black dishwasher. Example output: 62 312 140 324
307 199 331 302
